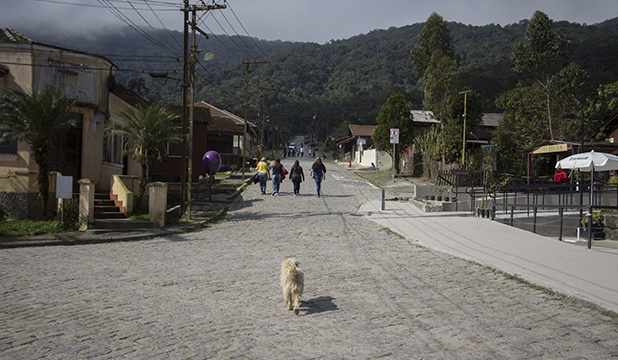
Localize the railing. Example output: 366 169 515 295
470 181 618 249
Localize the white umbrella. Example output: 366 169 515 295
556 150 618 172
555 150 618 248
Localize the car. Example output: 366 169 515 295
289 142 296 149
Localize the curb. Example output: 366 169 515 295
0 180 251 249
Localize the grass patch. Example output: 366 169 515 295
128 213 150 221
0 220 66 237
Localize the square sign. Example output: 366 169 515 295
56 176 73 199
390 128 399 144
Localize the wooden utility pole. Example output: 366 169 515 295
258 87 274 153
183 1 226 219
241 59 270 181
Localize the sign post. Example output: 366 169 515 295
390 128 399 181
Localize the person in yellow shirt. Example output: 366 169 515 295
256 157 270 195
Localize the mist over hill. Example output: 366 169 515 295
14 17 618 138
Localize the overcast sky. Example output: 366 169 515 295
1 0 617 44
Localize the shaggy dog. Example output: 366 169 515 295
280 258 304 315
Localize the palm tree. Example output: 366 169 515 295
0 85 78 218
107 103 180 211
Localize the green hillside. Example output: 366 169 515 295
17 17 618 140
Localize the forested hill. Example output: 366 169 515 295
17 17 618 138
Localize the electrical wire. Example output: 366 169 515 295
96 0 181 57
139 0 184 50
217 11 260 58
209 12 253 59
226 1 269 59
32 0 178 11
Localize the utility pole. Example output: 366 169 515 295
183 1 226 220
179 0 189 216
241 59 270 181
258 87 274 154
459 90 472 169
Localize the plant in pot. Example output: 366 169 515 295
444 187 451 202
434 184 446 202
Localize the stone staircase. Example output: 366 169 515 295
90 193 157 231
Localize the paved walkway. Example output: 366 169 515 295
360 200 618 315
1 158 618 359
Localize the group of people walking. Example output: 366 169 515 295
255 157 327 197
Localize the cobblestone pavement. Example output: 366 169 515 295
1 157 618 359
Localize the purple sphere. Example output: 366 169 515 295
202 150 221 175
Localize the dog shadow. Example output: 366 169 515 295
300 296 338 315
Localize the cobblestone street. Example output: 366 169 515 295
1 158 618 359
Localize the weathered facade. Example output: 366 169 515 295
0 28 144 218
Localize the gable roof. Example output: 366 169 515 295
349 124 377 137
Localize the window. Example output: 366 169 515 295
103 117 123 165
59 69 78 87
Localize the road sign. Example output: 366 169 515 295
390 128 399 144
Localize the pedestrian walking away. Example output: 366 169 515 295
310 156 326 197
271 158 285 195
256 157 270 195
289 160 305 196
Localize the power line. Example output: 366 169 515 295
210 12 254 59
226 2 269 58
124 0 181 54
217 11 260 58
96 0 181 57
139 0 184 50
32 0 178 10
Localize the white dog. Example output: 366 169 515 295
280 258 304 315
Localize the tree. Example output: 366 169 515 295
410 12 459 79
106 104 180 211
0 85 78 218
493 82 548 176
512 11 572 140
372 93 414 173
410 13 464 163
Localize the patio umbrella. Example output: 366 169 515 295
556 150 618 248
556 150 618 172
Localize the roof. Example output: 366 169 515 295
110 82 149 109
208 116 244 134
411 110 502 127
195 101 255 128
481 113 502 127
165 104 212 124
0 28 116 68
0 28 32 43
349 124 377 137
411 110 438 124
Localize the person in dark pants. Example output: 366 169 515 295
289 160 305 196
271 158 285 195
310 157 327 197
256 157 270 195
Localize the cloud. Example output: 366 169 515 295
1 0 616 44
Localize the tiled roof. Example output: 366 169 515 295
349 124 377 137
165 104 212 124
208 116 244 134
0 28 32 43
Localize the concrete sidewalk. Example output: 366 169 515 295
359 200 618 315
